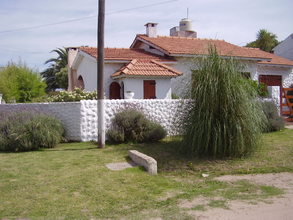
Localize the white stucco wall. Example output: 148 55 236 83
74 54 173 100
76 58 125 97
2 98 278 142
0 100 190 142
123 78 143 99
76 56 96 91
257 65 293 88
273 34 293 61
80 99 190 141
122 78 172 99
169 58 260 97
0 102 81 141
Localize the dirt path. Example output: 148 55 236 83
188 173 293 220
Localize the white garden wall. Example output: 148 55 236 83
0 102 81 141
80 99 189 141
0 100 190 142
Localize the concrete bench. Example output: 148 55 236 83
128 150 157 175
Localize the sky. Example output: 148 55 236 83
0 0 292 71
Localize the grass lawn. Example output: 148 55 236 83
0 129 292 219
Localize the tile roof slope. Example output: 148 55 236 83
136 35 293 66
112 59 182 78
257 51 293 66
79 47 174 62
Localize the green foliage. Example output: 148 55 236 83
246 79 269 97
0 112 64 152
0 62 46 103
246 29 279 52
48 88 97 102
182 47 266 158
55 67 68 89
171 93 180 99
106 129 125 144
107 109 166 143
262 102 284 132
41 48 68 91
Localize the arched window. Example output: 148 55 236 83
109 82 121 99
77 75 85 90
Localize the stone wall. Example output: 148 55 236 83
80 99 190 141
0 100 190 142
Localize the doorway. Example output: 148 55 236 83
109 82 121 99
144 80 156 99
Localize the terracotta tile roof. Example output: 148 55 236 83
257 51 293 66
134 35 293 66
79 47 174 62
112 59 182 78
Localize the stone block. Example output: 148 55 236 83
128 150 157 175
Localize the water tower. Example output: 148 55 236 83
170 17 197 38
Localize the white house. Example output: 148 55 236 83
68 46 181 99
68 19 293 102
273 33 293 61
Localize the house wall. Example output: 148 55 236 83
76 58 124 97
273 34 293 61
257 65 293 88
123 78 171 99
169 58 260 97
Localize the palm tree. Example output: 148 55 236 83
41 48 68 91
246 29 279 52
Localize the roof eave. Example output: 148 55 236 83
257 63 293 68
112 74 179 79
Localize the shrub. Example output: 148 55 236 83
262 101 284 132
107 109 166 143
246 79 268 97
0 61 46 103
0 112 64 152
48 88 97 102
182 47 266 158
171 93 180 99
107 129 125 144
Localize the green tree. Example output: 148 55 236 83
246 29 279 52
0 62 46 103
182 47 266 158
41 48 68 91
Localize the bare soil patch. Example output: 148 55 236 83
187 172 293 220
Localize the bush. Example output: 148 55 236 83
0 112 64 152
0 61 46 103
246 79 268 97
182 47 266 158
107 109 166 143
48 88 97 102
262 102 284 132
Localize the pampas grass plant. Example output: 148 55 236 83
182 47 266 158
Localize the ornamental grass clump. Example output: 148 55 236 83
182 47 266 158
0 111 64 152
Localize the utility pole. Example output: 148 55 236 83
97 0 105 148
